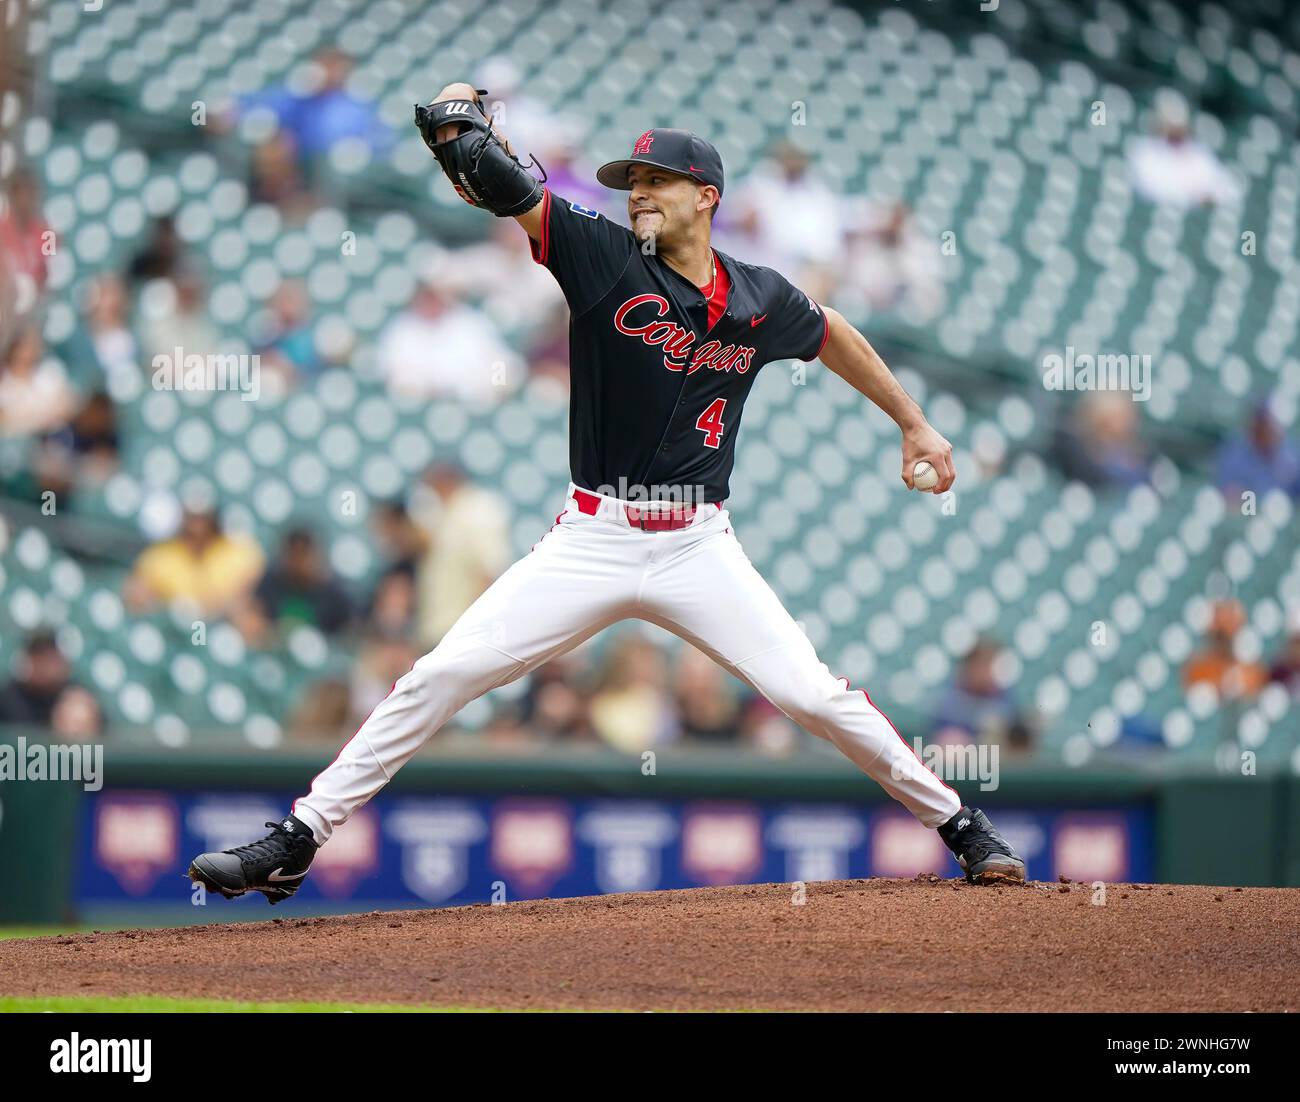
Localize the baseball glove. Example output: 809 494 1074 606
414 95 545 217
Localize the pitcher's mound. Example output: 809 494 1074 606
2 878 1297 1011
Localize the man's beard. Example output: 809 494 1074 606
632 210 665 244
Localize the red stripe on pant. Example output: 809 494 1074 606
836 674 960 797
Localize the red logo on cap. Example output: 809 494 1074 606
632 130 655 156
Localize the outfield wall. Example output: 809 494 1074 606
0 736 1293 923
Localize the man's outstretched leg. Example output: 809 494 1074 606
641 513 1025 884
189 508 639 903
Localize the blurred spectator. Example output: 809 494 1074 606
349 634 420 726
0 326 77 438
0 233 16 353
378 277 523 401
519 655 591 741
287 677 353 742
1183 600 1268 698
255 281 322 381
289 632 418 741
410 463 510 643
736 697 800 755
125 506 264 617
442 221 564 338
1215 401 1300 501
38 391 121 498
725 141 843 303
474 56 559 166
365 567 418 639
140 270 219 363
0 632 103 739
1268 612 1300 697
674 647 740 742
589 634 678 751
237 527 353 644
836 199 945 324
241 47 391 164
1107 713 1166 755
81 274 139 388
249 133 317 220
66 392 120 464
526 301 572 395
0 168 52 305
370 500 429 578
1052 393 1151 489
480 707 530 748
1129 95 1239 208
127 216 184 285
931 637 1033 752
527 136 606 215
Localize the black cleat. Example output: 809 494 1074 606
938 806 1026 885
188 815 318 905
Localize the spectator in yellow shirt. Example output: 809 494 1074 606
125 506 264 617
411 463 510 644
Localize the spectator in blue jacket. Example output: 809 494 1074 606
241 47 392 165
1216 401 1300 501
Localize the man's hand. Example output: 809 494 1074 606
901 420 955 493
416 81 542 229
819 306 956 494
430 82 482 144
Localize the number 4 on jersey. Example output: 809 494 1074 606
696 397 727 449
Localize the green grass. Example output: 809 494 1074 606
0 926 106 941
1 994 494 1013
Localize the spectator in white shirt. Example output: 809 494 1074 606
1129 97 1240 208
837 199 946 325
441 219 564 341
377 277 522 402
474 56 561 168
724 141 844 303
0 326 77 438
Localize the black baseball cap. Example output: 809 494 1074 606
596 128 725 197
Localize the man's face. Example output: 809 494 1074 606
180 510 218 547
626 164 711 246
25 646 68 695
8 175 39 221
284 537 318 580
1250 410 1279 454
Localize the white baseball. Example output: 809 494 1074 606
912 461 939 491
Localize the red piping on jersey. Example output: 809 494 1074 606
528 187 552 266
834 673 960 797
703 249 730 332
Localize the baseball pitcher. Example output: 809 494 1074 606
189 83 1024 903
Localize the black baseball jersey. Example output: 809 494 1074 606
529 188 829 504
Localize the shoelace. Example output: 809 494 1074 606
961 823 1014 862
227 822 297 861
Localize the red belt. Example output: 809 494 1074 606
573 488 711 531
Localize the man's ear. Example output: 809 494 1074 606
698 184 719 215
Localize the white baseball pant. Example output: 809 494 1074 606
292 484 961 843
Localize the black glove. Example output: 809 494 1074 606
414 95 545 218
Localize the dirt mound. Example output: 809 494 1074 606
3 878 1297 1011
